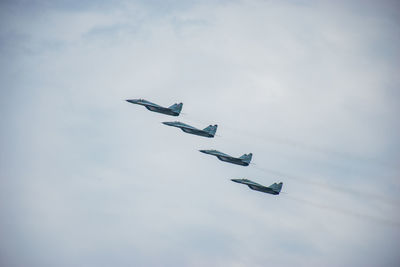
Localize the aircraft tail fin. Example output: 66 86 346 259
203 125 218 136
269 182 283 193
239 153 252 164
168 103 183 113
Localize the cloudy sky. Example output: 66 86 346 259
1 0 399 266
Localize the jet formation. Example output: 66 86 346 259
127 98 283 196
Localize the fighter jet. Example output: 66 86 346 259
162 121 217 138
126 99 183 116
199 150 252 166
231 179 283 195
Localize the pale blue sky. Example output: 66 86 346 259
1 1 399 266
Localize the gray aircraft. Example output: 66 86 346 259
231 179 283 195
199 149 252 166
162 121 217 138
126 99 183 116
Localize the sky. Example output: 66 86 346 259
0 0 400 266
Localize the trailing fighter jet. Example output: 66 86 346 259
199 150 252 166
126 99 183 116
231 179 283 195
162 121 217 138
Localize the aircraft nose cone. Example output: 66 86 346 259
162 122 174 126
126 99 140 104
231 179 241 183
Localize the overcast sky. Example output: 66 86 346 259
1 0 400 266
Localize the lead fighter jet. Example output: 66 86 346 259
231 179 283 195
163 121 217 138
199 149 252 166
126 99 183 116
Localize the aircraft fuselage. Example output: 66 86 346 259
181 128 214 138
216 156 249 166
145 105 180 116
248 185 279 195
126 99 181 116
